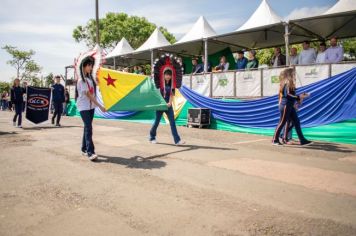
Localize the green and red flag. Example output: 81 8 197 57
97 68 167 111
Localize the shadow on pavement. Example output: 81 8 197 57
96 143 237 169
22 125 81 131
288 142 355 154
0 131 17 136
97 155 166 169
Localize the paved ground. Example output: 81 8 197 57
0 111 355 236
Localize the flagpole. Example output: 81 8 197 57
95 0 100 45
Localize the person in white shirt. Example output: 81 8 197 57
215 56 229 72
316 42 327 64
289 47 299 65
298 41 316 65
76 56 106 161
325 36 344 63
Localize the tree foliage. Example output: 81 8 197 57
0 81 11 94
22 60 42 86
44 73 54 87
73 12 176 50
2 45 35 79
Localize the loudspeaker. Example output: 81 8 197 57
187 108 210 128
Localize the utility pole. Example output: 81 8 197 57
95 0 100 45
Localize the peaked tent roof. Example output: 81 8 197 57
135 28 171 52
323 0 356 15
106 38 134 59
237 0 282 31
177 16 217 43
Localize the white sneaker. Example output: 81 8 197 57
81 151 87 156
175 140 186 146
150 139 157 144
87 153 98 161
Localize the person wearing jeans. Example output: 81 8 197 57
149 69 184 145
76 56 106 161
80 108 95 157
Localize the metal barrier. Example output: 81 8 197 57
183 61 356 98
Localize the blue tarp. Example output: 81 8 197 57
180 68 356 129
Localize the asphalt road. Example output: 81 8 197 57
0 111 355 236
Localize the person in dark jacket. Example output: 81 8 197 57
51 75 65 126
191 58 204 74
235 50 248 70
270 47 286 67
10 78 25 128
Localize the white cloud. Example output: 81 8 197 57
0 22 73 37
285 6 330 21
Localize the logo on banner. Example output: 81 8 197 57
217 74 228 87
271 75 280 84
304 68 319 78
241 72 254 83
28 96 49 108
196 76 207 85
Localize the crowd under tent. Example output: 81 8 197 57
106 0 356 71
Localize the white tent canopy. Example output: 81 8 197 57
105 38 134 59
237 0 282 31
177 16 217 43
324 0 356 15
135 28 171 52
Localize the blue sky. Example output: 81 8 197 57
0 0 337 81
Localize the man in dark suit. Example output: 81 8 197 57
270 47 286 67
192 57 204 74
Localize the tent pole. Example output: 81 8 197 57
151 49 154 76
284 23 290 66
204 39 208 73
113 57 116 70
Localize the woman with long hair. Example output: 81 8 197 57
76 56 106 161
272 68 311 146
10 78 25 128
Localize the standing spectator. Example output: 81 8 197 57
1 92 5 110
215 56 229 72
3 92 10 111
289 47 299 65
246 50 259 69
51 75 65 126
201 56 212 72
316 42 327 64
192 57 203 74
270 47 286 67
235 50 248 70
298 41 316 65
63 88 70 116
10 78 25 128
325 36 344 63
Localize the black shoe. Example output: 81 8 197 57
301 140 313 146
272 141 283 146
55 123 61 127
